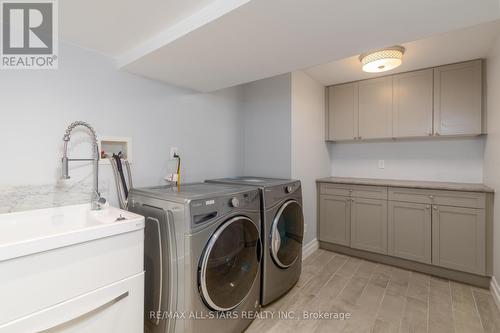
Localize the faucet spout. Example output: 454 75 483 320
61 121 106 210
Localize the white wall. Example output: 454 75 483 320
483 35 500 283
240 73 292 178
0 43 244 210
291 71 330 245
329 137 484 183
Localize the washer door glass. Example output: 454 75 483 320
271 200 304 268
199 216 261 312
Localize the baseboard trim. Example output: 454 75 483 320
302 238 319 260
491 276 500 312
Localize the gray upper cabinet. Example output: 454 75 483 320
392 69 433 138
433 60 483 136
327 83 358 141
318 195 351 246
350 197 388 255
358 76 393 139
326 59 484 141
432 205 486 275
388 201 431 264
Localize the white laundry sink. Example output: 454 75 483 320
0 204 145 332
0 203 144 262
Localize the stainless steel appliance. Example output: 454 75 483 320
206 177 304 305
128 183 262 333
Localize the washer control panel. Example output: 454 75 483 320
230 197 240 208
190 189 260 227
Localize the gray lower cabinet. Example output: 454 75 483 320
318 195 350 246
432 205 486 275
388 201 431 264
318 182 491 279
350 198 388 255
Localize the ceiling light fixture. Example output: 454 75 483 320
359 46 405 73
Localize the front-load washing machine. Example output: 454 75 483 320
206 177 304 305
128 183 262 333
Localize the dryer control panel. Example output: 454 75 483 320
263 181 302 208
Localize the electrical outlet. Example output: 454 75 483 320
170 147 179 160
378 160 385 169
164 173 179 182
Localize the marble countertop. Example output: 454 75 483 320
317 177 494 193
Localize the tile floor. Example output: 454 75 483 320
246 249 500 333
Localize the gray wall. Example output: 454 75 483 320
240 73 292 178
483 35 500 286
239 71 330 248
291 71 330 246
0 43 244 211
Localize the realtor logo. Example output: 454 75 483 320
1 0 58 69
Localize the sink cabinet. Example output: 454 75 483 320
0 206 145 332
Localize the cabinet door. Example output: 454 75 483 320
434 60 483 136
350 198 388 254
328 83 358 141
388 201 431 264
1 272 144 332
432 205 486 275
393 69 433 138
358 76 393 139
319 195 351 246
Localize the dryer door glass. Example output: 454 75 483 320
271 200 304 268
199 216 261 312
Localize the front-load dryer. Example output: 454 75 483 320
206 177 304 305
128 183 262 333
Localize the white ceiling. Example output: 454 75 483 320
60 0 219 57
305 20 500 86
59 0 500 91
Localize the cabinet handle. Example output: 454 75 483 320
433 206 438 211
349 189 353 192
353 137 357 140
426 205 430 209
429 195 434 199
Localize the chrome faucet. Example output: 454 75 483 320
61 121 106 210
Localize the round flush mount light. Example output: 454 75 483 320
359 46 405 73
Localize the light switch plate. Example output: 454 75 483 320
378 160 385 169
